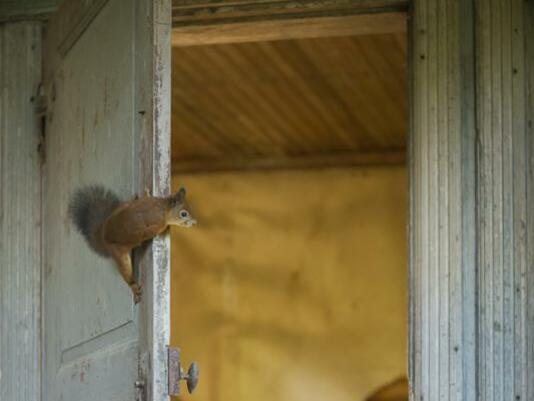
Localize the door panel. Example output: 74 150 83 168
43 1 171 400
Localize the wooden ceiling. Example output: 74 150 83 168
171 32 407 173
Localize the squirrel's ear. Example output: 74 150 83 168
175 187 186 202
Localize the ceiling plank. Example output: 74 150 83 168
172 150 405 174
172 11 406 46
171 36 407 161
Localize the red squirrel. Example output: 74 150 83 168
69 185 196 302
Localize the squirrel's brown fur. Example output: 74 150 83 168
69 185 196 302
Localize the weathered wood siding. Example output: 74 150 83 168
412 0 534 399
476 0 534 399
0 22 42 401
410 1 477 400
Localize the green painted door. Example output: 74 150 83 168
42 1 171 400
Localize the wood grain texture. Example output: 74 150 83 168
172 0 404 7
171 0 408 27
172 12 406 46
410 1 477 400
527 3 534 400
0 21 42 401
412 0 534 399
172 33 407 171
476 0 532 399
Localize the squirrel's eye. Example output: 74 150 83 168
179 210 189 218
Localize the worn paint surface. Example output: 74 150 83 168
42 0 171 400
136 0 172 400
0 21 42 401
411 0 534 400
476 0 533 399
410 1 477 400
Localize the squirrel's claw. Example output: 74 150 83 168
131 283 142 304
134 293 142 304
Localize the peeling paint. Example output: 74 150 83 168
135 0 172 400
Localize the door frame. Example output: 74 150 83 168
135 1 172 400
171 1 534 399
170 0 412 395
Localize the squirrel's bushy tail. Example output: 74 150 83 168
69 185 120 257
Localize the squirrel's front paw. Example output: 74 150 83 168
131 283 142 304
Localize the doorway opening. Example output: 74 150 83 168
169 10 408 401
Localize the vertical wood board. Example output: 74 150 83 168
0 21 42 401
410 1 477 400
476 0 532 399
412 0 534 399
526 2 534 401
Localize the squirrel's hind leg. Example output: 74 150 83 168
108 245 142 303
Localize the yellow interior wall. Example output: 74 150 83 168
170 166 407 401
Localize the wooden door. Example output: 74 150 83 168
42 1 171 400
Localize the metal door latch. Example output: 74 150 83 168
134 380 145 401
168 347 199 396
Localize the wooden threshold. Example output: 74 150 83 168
172 150 405 174
172 11 406 46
